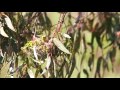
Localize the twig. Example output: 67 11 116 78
52 13 67 37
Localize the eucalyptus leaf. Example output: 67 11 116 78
92 17 99 30
41 55 51 75
33 59 44 65
0 49 4 57
46 55 51 69
0 26 9 37
33 46 38 61
27 68 35 78
4 15 16 32
62 33 71 39
53 38 71 54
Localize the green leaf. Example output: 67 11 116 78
96 36 102 48
33 59 44 65
46 55 51 69
0 49 4 57
0 26 9 37
92 19 98 29
4 15 16 32
33 46 38 60
41 55 51 75
27 68 35 78
62 33 71 39
53 38 71 54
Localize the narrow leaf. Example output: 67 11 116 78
33 59 44 65
0 49 4 57
27 68 34 78
41 69 47 75
92 17 99 30
53 38 71 54
41 55 51 75
53 60 57 77
33 46 38 60
0 26 9 37
46 55 51 69
62 33 71 39
4 15 16 32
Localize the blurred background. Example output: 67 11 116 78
0 12 120 78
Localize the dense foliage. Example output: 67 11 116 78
0 12 120 78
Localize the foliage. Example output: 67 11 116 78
0 12 120 78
